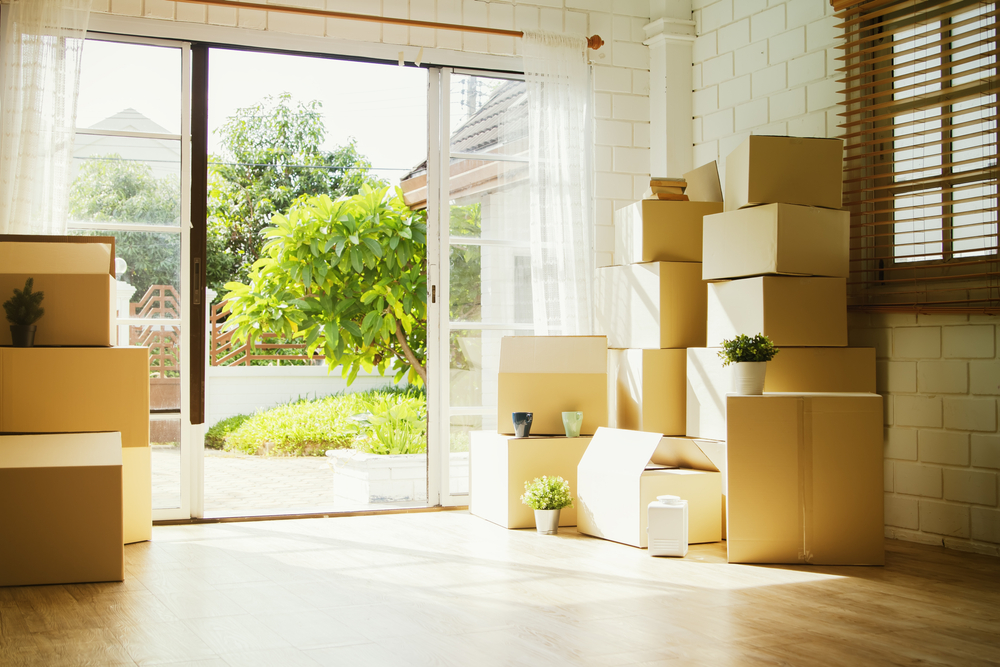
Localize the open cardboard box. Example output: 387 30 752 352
0 432 124 586
577 427 722 548
0 347 151 543
724 136 844 212
652 436 728 537
686 346 876 440
470 431 591 529
703 204 849 280
707 276 847 348
0 236 117 347
726 393 884 565
497 336 608 436
597 262 707 349
609 349 686 436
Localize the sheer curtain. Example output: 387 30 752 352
522 30 595 336
0 0 91 235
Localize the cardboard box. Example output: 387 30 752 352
0 347 151 543
577 427 722 547
726 394 884 565
497 336 608 436
597 262 707 349
652 436 728 537
0 432 124 586
0 236 116 346
724 136 844 212
707 276 847 348
686 346 876 440
609 349 686 436
702 204 849 280
615 200 723 265
470 431 591 529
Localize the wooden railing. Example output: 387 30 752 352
209 299 322 366
129 285 181 379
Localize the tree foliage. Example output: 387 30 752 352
209 93 385 285
223 185 427 385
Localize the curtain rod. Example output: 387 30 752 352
169 0 606 50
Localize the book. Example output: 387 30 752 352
655 192 690 201
650 177 687 188
650 185 686 195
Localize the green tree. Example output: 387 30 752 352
68 154 181 299
209 93 384 284
223 185 427 385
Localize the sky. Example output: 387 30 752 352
76 40 430 185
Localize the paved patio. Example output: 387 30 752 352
151 445 427 517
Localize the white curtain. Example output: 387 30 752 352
523 30 595 336
0 0 91 235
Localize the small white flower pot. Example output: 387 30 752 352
534 509 561 535
732 361 767 395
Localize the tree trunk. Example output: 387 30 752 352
395 321 427 386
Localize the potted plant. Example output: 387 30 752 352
718 333 779 395
3 278 44 348
520 475 574 535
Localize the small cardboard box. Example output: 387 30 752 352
0 347 151 544
726 393 884 565
0 236 116 347
609 349 686 436
470 431 591 529
686 346 876 440
615 200 723 265
707 276 847 348
724 136 844 212
577 427 722 547
0 432 124 586
652 436 728 537
497 336 608 436
702 204 849 280
597 262 707 349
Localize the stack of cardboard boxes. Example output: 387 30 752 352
0 236 150 585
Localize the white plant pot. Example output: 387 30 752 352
534 509 561 535
731 361 767 395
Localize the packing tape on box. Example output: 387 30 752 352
798 400 814 564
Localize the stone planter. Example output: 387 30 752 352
326 450 469 504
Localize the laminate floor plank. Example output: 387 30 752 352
0 511 997 666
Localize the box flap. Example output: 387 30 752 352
652 436 726 472
683 161 723 203
498 336 607 374
0 236 115 276
0 432 122 468
579 427 663 476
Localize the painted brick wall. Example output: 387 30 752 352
94 0 653 269
692 0 1000 555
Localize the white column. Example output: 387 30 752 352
644 12 696 178
115 280 137 346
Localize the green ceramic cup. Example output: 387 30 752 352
562 411 583 438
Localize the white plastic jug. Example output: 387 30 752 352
647 495 688 557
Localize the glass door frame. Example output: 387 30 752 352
67 33 193 522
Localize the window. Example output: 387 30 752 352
839 0 999 311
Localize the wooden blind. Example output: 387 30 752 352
834 0 999 312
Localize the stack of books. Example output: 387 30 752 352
648 177 688 201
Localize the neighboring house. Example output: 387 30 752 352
72 108 181 182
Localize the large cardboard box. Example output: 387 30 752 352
577 428 722 547
0 236 116 346
726 394 884 565
652 436 728 537
707 276 847 348
610 349 686 436
0 432 124 586
702 204 849 280
0 347 151 543
686 346 876 440
615 200 723 265
470 431 591 529
597 262 707 349
497 336 608 436
724 136 844 212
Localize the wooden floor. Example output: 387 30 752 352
1 511 999 666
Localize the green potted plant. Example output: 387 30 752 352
3 278 45 348
718 333 779 395
520 475 574 535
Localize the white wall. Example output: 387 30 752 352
691 0 1000 556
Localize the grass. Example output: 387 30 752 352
205 386 426 457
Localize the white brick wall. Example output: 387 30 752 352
694 0 1000 556
96 1 651 270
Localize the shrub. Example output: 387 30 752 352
205 413 252 450
520 476 574 511
718 333 779 366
